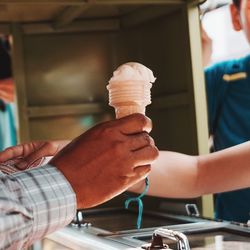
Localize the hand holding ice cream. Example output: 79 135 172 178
107 62 156 229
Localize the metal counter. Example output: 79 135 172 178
45 208 250 250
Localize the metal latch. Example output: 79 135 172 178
185 204 200 217
71 210 91 228
141 228 190 250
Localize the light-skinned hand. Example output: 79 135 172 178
0 140 70 170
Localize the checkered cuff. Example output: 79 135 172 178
12 164 76 246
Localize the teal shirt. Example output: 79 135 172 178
0 103 16 151
205 55 250 223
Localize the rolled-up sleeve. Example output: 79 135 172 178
0 164 76 250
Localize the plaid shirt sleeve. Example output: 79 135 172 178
0 164 76 249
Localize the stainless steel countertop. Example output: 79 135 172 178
46 227 134 250
45 209 250 250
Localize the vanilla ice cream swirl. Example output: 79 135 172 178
109 62 156 83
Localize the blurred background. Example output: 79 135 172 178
201 0 250 64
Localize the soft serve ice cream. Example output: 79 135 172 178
107 62 156 118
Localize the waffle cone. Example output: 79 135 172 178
114 103 145 118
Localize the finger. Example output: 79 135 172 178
5 142 45 169
132 145 159 166
133 164 151 176
128 132 152 151
0 142 42 169
16 142 61 169
125 165 151 185
0 144 26 162
119 165 150 186
15 158 42 170
116 114 152 134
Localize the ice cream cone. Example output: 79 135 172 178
114 102 146 119
107 62 156 118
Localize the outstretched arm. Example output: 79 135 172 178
130 141 250 198
196 141 250 195
129 150 199 198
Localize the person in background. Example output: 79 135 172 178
201 0 250 223
0 114 158 249
0 36 16 151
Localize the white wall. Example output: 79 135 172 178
202 5 250 64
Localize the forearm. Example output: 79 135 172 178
197 141 250 195
130 150 200 198
0 164 76 249
131 142 250 198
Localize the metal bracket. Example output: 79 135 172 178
185 203 200 217
141 228 190 250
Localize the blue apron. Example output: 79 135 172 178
205 55 250 222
